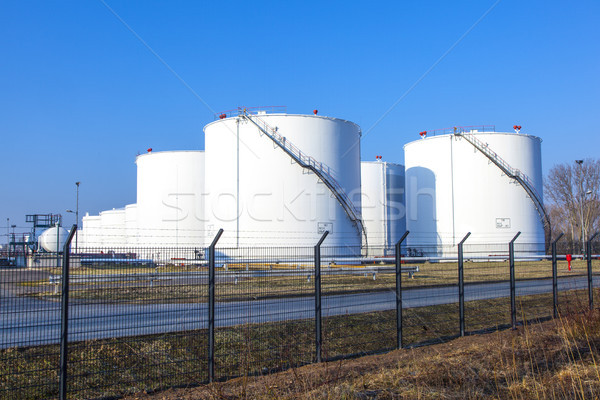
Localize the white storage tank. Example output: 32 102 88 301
136 150 205 247
404 128 545 256
80 213 103 248
38 226 70 253
100 208 126 248
361 159 406 255
204 111 363 248
125 203 138 246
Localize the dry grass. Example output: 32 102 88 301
126 307 600 400
20 259 597 304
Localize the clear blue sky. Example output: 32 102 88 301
1 0 599 232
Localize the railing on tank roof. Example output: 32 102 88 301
214 106 287 120
421 125 496 137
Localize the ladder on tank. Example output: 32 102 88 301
454 129 551 245
239 110 367 248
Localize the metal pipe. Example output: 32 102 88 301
208 228 224 383
314 230 329 363
509 231 521 329
58 225 77 400
458 232 471 337
587 232 599 310
395 231 409 349
552 233 565 318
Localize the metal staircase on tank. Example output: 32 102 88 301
453 128 551 246
239 109 368 248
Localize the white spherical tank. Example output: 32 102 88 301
100 208 126 248
80 214 102 248
125 203 138 246
39 226 70 253
204 113 362 248
361 160 406 255
404 130 545 255
136 151 205 247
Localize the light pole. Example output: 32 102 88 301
575 160 592 255
67 181 81 253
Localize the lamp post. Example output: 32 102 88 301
67 182 81 253
575 160 592 255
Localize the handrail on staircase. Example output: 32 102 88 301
454 131 551 246
239 110 367 248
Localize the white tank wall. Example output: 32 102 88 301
204 114 362 248
136 151 205 247
404 132 544 255
100 208 126 247
361 161 406 254
125 203 138 246
80 214 102 248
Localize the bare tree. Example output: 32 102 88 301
545 158 600 253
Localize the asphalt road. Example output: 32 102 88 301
0 274 594 348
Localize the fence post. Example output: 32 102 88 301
314 230 329 363
552 233 564 319
208 229 224 383
58 225 77 400
509 232 521 330
458 232 471 337
587 232 599 310
395 231 409 349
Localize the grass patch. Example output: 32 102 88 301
18 259 596 304
2 288 594 400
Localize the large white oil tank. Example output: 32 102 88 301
404 128 545 256
80 213 102 248
204 112 362 249
361 160 406 255
125 203 138 246
39 226 70 253
100 208 126 248
136 151 205 247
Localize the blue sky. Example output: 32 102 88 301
1 0 599 232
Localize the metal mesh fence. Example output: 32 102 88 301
402 244 459 346
0 255 62 399
1 236 600 399
213 246 315 381
321 246 396 359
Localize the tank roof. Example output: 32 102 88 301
203 113 362 135
403 131 542 150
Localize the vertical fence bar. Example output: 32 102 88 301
314 230 329 363
509 232 521 329
588 233 599 310
208 229 224 383
552 233 564 319
458 232 471 337
59 225 77 400
395 231 409 349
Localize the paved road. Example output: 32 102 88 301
0 274 594 348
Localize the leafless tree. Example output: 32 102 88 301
544 158 600 253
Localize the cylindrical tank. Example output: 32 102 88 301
404 130 544 256
39 226 70 253
361 160 406 255
80 213 102 248
100 208 126 248
125 203 138 246
136 151 205 247
204 113 362 248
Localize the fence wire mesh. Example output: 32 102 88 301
1 237 600 399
